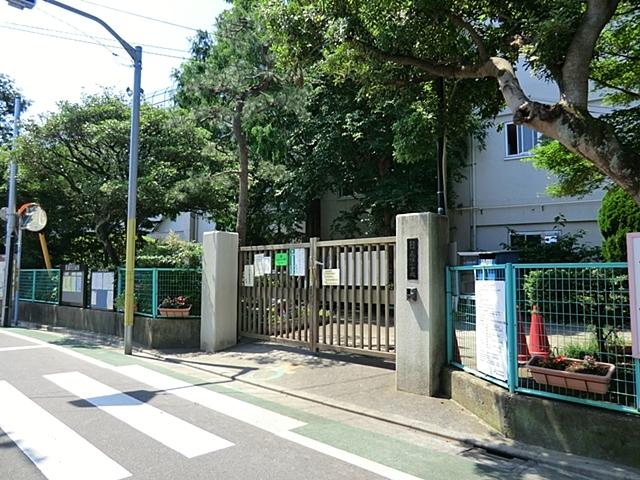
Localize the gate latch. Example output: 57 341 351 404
406 288 418 302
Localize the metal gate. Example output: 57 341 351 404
238 237 395 359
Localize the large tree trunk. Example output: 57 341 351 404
95 217 118 267
233 98 249 246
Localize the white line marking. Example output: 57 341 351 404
1 331 424 479
117 364 306 433
0 345 48 352
279 431 424 480
45 372 234 458
0 330 115 370
0 380 131 480
117 366 423 480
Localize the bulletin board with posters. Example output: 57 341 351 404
60 264 87 307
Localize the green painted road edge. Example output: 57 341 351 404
7 327 495 480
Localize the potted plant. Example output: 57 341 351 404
158 295 192 318
115 292 138 313
526 354 616 395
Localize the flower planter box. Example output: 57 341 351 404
526 355 616 395
158 307 191 318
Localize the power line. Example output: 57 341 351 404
39 8 125 65
0 23 191 60
76 0 201 32
3 21 191 53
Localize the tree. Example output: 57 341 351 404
598 186 640 261
175 1 297 245
264 1 640 206
14 93 231 268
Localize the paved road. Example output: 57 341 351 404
0 328 611 480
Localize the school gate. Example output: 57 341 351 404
237 237 396 359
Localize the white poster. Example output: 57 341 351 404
262 256 272 275
243 265 255 287
475 280 508 381
322 268 340 286
254 254 264 277
289 248 306 277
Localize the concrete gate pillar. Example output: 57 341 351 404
396 213 449 396
200 231 239 352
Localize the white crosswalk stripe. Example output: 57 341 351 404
45 371 234 458
117 364 306 433
0 380 131 480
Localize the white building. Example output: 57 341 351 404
149 213 216 244
450 72 609 252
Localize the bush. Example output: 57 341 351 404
137 232 202 268
598 186 640 261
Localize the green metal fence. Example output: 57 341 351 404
116 267 201 318
18 269 60 304
447 263 640 415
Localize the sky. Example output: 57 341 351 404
0 0 229 118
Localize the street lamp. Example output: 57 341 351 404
7 0 141 354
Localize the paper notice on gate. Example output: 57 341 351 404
474 280 508 382
243 265 255 287
322 268 340 286
262 256 272 275
289 248 306 277
254 254 264 277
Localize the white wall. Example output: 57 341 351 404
451 67 609 252
150 213 216 244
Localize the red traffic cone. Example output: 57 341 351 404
517 308 530 363
529 305 550 359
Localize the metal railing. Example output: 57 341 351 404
18 269 60 304
239 236 396 358
447 263 640 415
116 267 201 318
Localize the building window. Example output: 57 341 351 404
505 123 540 157
510 230 560 248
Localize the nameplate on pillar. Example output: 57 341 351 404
407 238 418 280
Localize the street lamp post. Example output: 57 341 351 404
8 0 141 353
1 97 21 328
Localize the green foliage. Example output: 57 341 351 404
527 139 605 198
136 233 203 268
560 341 599 360
13 93 228 268
598 186 640 261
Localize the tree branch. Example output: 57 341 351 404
353 39 494 79
446 13 490 60
562 0 619 107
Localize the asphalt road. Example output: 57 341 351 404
0 328 613 480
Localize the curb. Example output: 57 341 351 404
147 350 638 480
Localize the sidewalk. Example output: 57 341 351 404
143 339 638 479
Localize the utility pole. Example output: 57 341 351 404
1 97 20 328
7 0 142 353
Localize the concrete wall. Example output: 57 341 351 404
442 368 640 469
396 213 449 396
19 302 200 349
200 231 239 352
